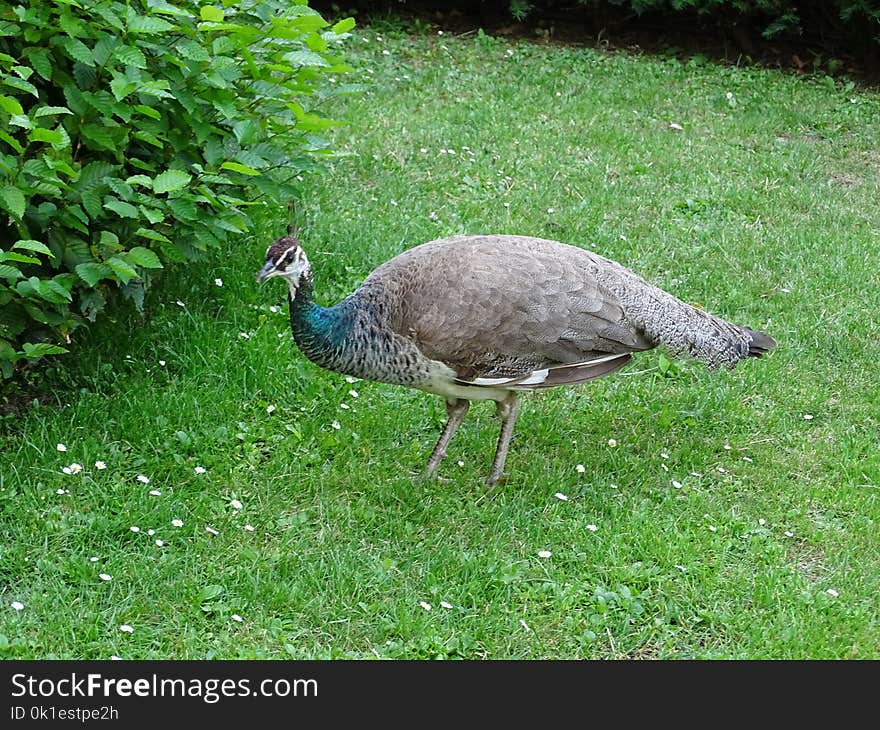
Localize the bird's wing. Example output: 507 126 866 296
369 235 653 379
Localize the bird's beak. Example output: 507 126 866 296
256 262 275 283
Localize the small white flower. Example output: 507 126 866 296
420 147 428 153
610 483 618 489
136 475 150 484
340 403 350 410
331 421 341 430
231 614 243 622
155 539 164 547
717 466 727 473
555 91 561 97
440 601 453 609
456 460 465 467
825 588 839 598
239 332 251 339
390 200 398 207
519 618 531 632
382 49 390 56
726 91 734 100
89 556 99 562
669 122 684 131
672 480 682 489
708 525 717 532
784 530 794 537
554 492 569 501
674 564 686 572
660 451 669 459
661 463 669 472
95 460 107 470
537 550 552 558
803 414 814 420
172 519 183 528
159 360 166 366
11 601 24 611
269 305 279 314
724 443 732 450
419 601 432 611
230 499 243 510
194 466 206 475
266 404 275 414
130 526 140 533
119 624 134 634
175 299 185 307
147 529 155 536
506 49 514 57
205 526 219 535
244 524 255 532
345 376 358 384
758 518 766 526
607 438 618 448
56 488 65 495
57 443 67 452
742 456 753 462
149 489 161 496
546 207 555 214
62 466 72 475
586 524 598 532
575 463 586 474
214 278 223 287
69 462 82 474
99 573 112 582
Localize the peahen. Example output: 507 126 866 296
257 234 776 486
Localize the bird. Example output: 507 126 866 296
257 233 776 486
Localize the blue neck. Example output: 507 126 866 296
288 277 357 372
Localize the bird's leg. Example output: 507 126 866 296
486 393 519 487
424 398 470 478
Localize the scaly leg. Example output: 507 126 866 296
424 398 470 478
486 393 519 487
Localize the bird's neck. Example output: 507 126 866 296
286 271 359 373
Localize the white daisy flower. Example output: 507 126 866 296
537 550 552 558
95 460 107 470
57 443 67 452
172 519 183 528
214 278 223 287
119 624 134 633
11 601 24 611
230 499 243 510
231 614 243 622
419 601 432 611
194 466 206 475
136 475 150 484
99 573 112 582
554 492 569 501
440 601 453 609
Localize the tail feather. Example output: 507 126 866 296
746 328 777 357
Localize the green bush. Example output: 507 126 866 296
0 0 355 378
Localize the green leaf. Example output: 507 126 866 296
12 240 53 257
0 186 25 218
200 6 224 23
134 104 161 120
198 584 224 601
64 37 94 66
80 288 106 321
220 161 260 176
332 17 356 34
128 16 174 34
153 170 192 194
106 256 138 284
75 262 113 287
0 264 22 280
103 198 139 218
135 227 172 243
0 251 39 265
126 246 162 269
176 39 210 62
22 342 68 358
2 76 38 97
114 45 147 69
34 106 73 117
28 128 63 144
0 95 23 115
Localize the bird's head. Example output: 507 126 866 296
256 235 311 292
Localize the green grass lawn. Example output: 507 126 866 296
2 28 879 659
